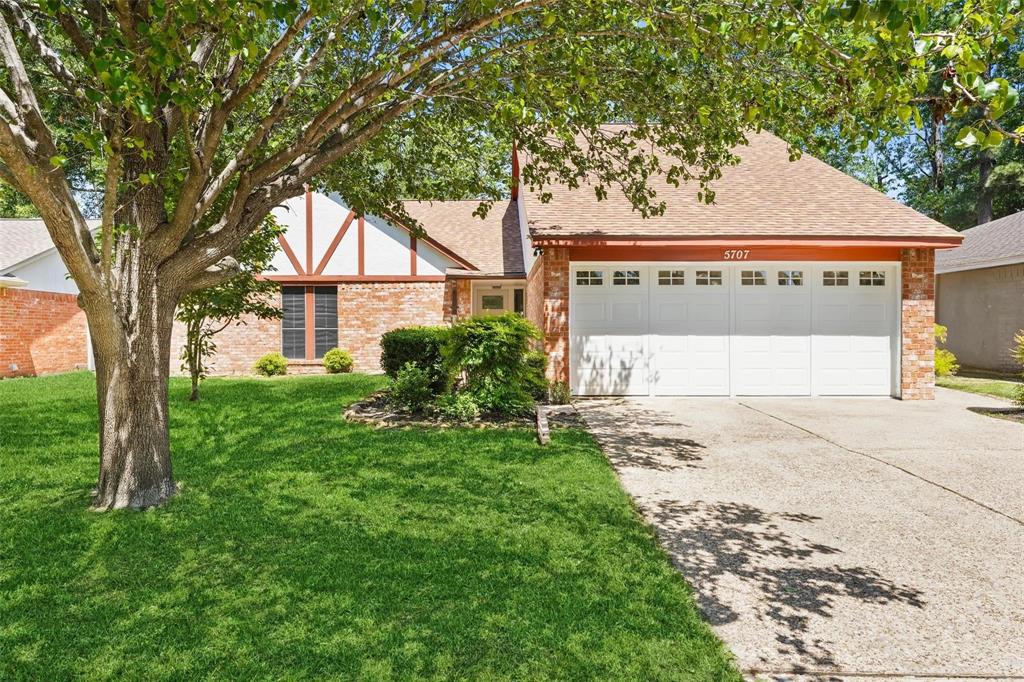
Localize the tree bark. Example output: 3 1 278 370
977 148 995 225
89 286 179 510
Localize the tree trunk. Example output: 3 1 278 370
977 149 995 225
88 278 179 510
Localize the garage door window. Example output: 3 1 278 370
823 270 849 286
657 270 685 285
741 270 767 286
859 270 886 286
778 270 804 286
696 270 723 286
613 270 640 286
576 270 603 286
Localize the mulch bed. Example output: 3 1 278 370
343 390 583 430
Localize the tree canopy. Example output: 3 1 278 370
2 0 1022 509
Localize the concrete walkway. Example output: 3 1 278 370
578 389 1024 681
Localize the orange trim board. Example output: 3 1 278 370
314 211 356 275
565 245 905 262
277 234 305 275
536 236 962 249
266 275 446 283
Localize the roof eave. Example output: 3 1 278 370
530 235 964 248
936 254 1024 274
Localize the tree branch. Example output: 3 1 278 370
0 0 89 103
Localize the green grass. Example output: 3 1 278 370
0 372 738 681
937 374 1022 401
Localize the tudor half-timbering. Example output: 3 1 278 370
168 190 528 375
2 128 961 398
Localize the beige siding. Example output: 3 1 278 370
936 264 1024 373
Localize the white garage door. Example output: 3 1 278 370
569 263 898 397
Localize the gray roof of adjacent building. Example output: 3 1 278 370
935 211 1024 274
0 218 101 272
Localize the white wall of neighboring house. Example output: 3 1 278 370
6 249 80 294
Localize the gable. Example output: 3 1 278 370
268 193 463 280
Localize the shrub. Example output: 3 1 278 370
388 362 434 412
322 348 353 374
433 392 480 422
1012 330 1024 407
380 326 450 391
934 324 959 377
253 352 288 376
524 350 548 399
549 381 572 405
443 313 542 416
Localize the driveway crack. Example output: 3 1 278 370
737 402 1024 529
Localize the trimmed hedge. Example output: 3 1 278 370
380 326 451 391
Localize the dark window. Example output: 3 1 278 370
314 286 338 359
281 286 306 359
513 288 525 315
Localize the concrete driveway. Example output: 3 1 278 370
578 388 1024 680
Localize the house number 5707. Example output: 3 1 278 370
723 249 750 260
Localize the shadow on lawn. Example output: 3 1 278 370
0 374 739 680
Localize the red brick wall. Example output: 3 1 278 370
442 279 472 321
901 248 936 400
536 247 569 384
170 292 283 376
337 281 447 370
0 287 89 378
525 256 544 333
172 281 448 375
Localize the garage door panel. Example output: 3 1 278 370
572 300 608 323
693 302 728 322
571 262 896 397
575 367 648 396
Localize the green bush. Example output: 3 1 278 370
433 392 480 422
1012 330 1024 407
322 348 353 374
524 350 549 399
443 313 542 416
934 324 959 377
380 326 450 391
549 381 572 405
388 362 434 412
253 352 288 376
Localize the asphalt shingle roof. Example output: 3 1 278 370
523 130 960 242
0 219 57 272
403 199 524 276
935 211 1024 273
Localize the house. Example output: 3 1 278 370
1 130 961 398
936 211 1024 373
0 219 96 377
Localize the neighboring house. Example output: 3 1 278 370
0 130 962 399
0 219 97 377
936 211 1024 373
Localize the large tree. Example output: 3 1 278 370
0 1 1019 509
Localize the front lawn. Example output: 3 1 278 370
937 374 1022 401
0 372 738 681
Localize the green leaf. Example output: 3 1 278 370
896 104 912 122
48 155 67 168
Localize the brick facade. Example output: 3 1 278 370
442 279 472 322
0 287 89 378
171 281 448 375
900 248 936 400
530 247 569 384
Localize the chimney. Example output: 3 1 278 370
511 142 520 201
